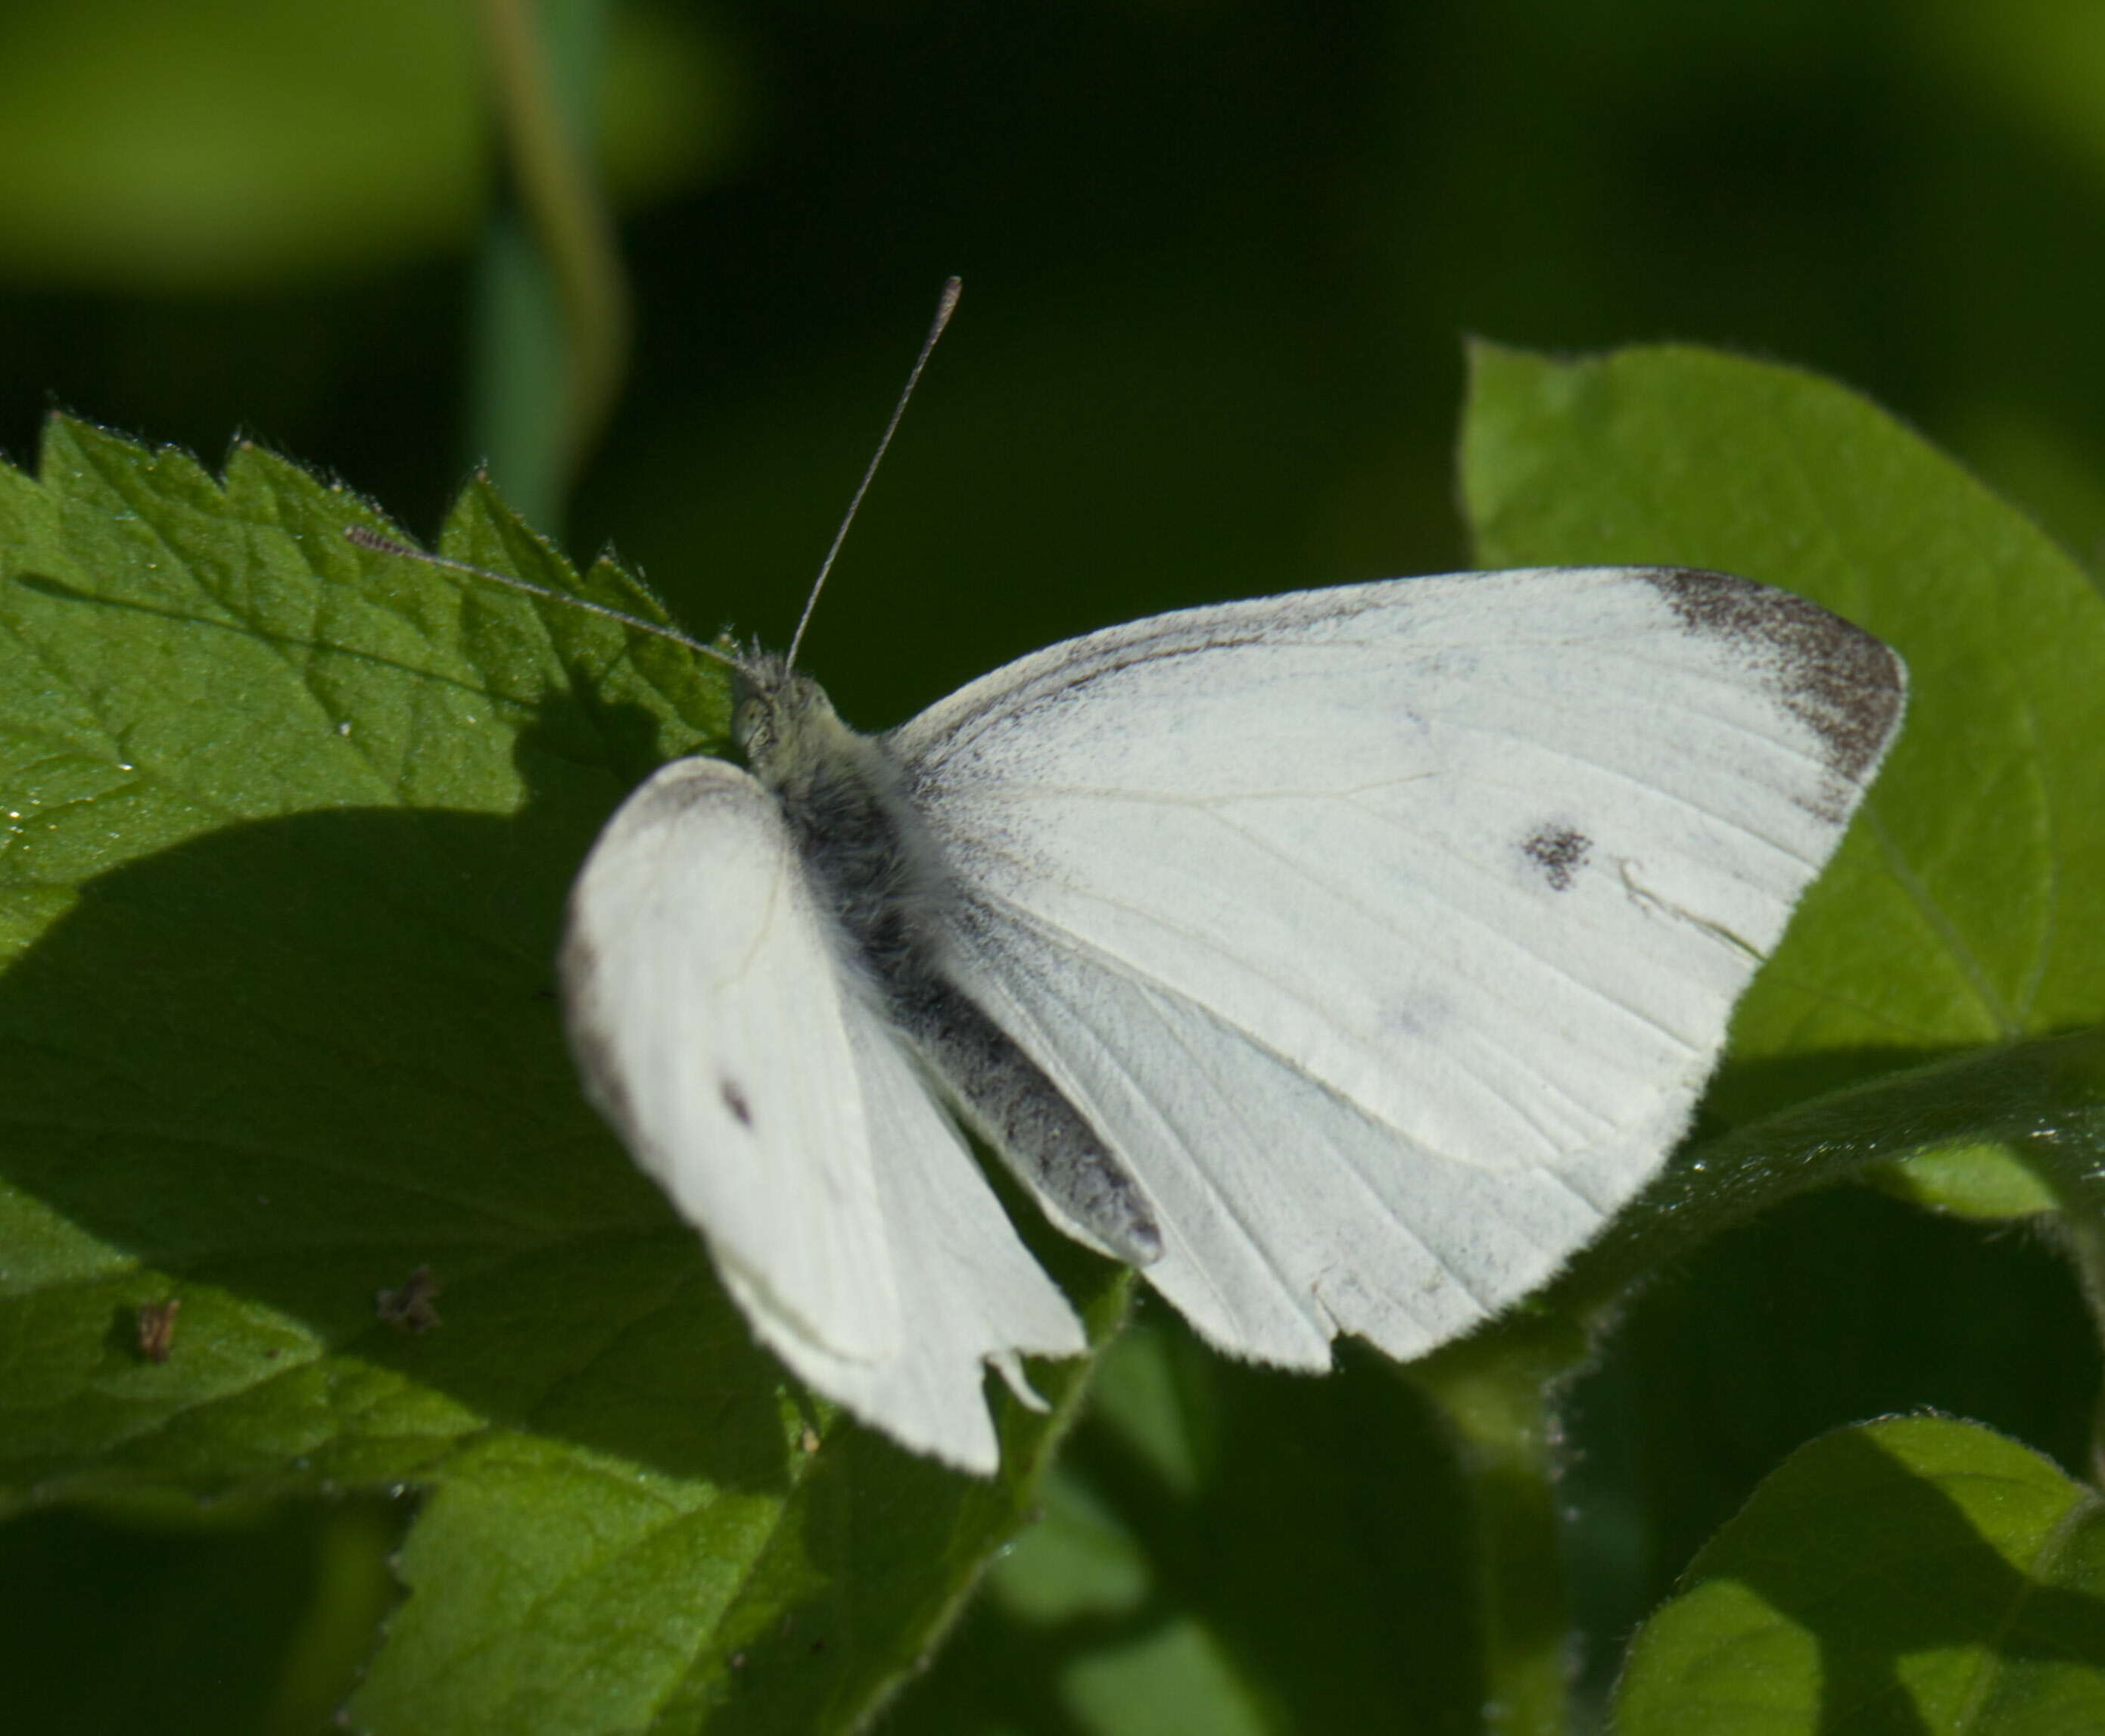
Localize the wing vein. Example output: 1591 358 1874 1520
973 908 1508 1324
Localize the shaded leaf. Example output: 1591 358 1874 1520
0 417 1111 1735
1615 1415 2105 1734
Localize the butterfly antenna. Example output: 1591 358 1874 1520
342 525 737 667
784 275 961 671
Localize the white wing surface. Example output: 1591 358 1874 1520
729 1005 1088 1473
563 756 1085 1470
892 567 1904 1367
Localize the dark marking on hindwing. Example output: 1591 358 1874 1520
721 1078 754 1128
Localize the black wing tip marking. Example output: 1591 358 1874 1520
1637 568 1905 785
1521 825 1593 891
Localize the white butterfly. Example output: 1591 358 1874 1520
559 563 1905 1472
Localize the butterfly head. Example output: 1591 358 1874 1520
732 652 852 792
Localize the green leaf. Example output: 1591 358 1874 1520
888 1318 1489 1734
0 1494 401 1735
15 347 2105 1734
1614 1415 2105 1734
0 416 1113 1734
1462 341 2105 1215
1454 341 2105 1728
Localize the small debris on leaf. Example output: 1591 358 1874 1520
376 1265 443 1333
135 1298 181 1362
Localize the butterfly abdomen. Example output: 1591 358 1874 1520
886 966 1163 1264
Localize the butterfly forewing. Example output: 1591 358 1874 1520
563 757 905 1363
892 567 1904 1365
727 1006 1085 1473
563 756 1085 1470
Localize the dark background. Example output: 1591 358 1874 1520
6 2 2105 731
4 2 2103 1729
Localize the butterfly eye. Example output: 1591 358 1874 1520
733 698 774 761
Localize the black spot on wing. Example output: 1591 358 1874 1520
1639 568 1904 786
721 1078 754 1127
1521 825 1591 891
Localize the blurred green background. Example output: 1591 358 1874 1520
8 0 2105 730
6 2 2104 1729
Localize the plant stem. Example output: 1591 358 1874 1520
1546 1031 2105 1332
1415 1321 1587 1736
469 0 631 532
